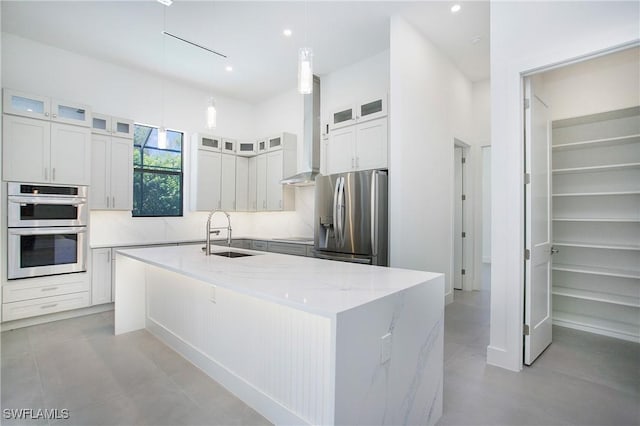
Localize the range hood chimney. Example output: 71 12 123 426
281 75 321 186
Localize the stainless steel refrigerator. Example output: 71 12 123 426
314 169 388 266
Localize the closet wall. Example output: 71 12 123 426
542 47 640 342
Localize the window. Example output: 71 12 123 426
133 125 183 217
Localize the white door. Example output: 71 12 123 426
220 154 236 211
266 150 283 211
256 154 268 211
90 134 110 209
355 117 388 171
524 75 553 365
50 122 91 185
453 146 464 290
110 137 133 210
2 115 51 183
327 126 356 175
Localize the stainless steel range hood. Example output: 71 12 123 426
281 75 321 186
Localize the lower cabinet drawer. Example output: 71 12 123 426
2 292 90 322
3 275 90 303
267 242 308 256
251 240 268 251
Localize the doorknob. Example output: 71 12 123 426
551 247 559 255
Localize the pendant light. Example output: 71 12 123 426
298 0 313 94
206 96 217 129
158 5 168 149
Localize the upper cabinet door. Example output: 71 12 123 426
2 115 51 183
90 134 110 209
91 113 112 136
220 153 237 211
256 139 268 153
256 154 268 211
267 135 283 151
222 138 236 154
355 117 388 171
326 126 356 175
50 123 91 184
3 89 51 121
236 141 256 157
329 105 357 130
357 95 387 123
112 117 134 139
51 98 91 127
266 151 283 211
197 134 222 152
110 137 134 210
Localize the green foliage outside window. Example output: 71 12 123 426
132 124 183 217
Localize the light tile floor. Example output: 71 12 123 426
1 290 638 426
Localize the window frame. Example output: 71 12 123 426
132 124 185 218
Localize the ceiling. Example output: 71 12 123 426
0 1 489 103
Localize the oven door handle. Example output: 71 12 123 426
8 227 87 236
8 196 87 205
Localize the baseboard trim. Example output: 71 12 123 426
486 345 521 372
553 319 640 344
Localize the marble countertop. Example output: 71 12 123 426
116 245 440 318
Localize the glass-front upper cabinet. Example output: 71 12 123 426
256 138 268 153
329 105 356 130
51 98 91 127
236 141 256 157
3 89 51 120
91 113 112 135
92 114 134 139
268 135 283 151
357 95 387 123
222 138 236 153
194 133 221 152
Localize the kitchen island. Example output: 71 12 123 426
115 245 444 425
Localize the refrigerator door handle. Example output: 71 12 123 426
338 176 346 246
333 177 341 245
371 170 378 256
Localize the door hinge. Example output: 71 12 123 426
525 249 530 260
461 194 466 201
461 157 466 164
461 269 466 275
525 173 531 184
524 98 530 110
462 232 466 238
524 324 530 336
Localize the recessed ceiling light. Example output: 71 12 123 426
225 65 233 72
451 4 461 13
283 28 293 37
157 0 173 6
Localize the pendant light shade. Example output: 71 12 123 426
158 126 167 149
298 47 313 94
207 97 217 129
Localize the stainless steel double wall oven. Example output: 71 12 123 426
7 182 88 279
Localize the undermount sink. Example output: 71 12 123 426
202 247 255 258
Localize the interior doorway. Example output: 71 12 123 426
522 46 640 366
453 139 470 291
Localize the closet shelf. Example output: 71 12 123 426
553 218 640 223
552 134 640 151
553 241 640 251
552 191 640 197
552 264 640 279
553 286 640 308
552 162 640 174
552 311 640 343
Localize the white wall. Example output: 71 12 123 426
542 46 640 120
489 1 639 372
389 16 474 304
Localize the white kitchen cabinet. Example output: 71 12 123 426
256 138 268 153
91 113 134 139
236 141 256 157
222 138 236 154
551 106 640 343
235 156 249 211
91 248 112 305
3 89 91 127
220 153 236 211
2 114 91 184
329 104 357 130
192 149 222 211
90 132 133 210
256 154 268 211
194 133 222 152
247 156 258 211
266 151 285 210
325 117 387 175
328 95 387 131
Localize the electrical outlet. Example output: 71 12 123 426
210 285 216 303
380 332 392 364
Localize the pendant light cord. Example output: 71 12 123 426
162 6 166 133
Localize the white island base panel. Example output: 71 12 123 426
115 249 444 425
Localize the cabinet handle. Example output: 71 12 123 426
279 200 282 209
106 196 110 208
233 201 236 210
263 200 266 208
108 251 111 262
52 168 56 181
356 157 360 168
112 196 116 207
41 287 58 292
218 200 221 208
41 304 58 310
44 168 48 180
52 114 57 119
44 112 50 117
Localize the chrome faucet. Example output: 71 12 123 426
205 210 232 255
